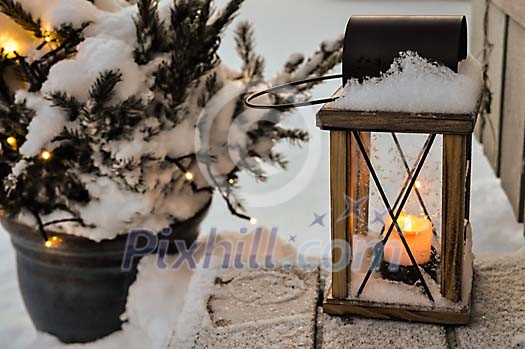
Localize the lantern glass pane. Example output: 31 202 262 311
350 132 445 306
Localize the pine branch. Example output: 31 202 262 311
153 0 228 121
234 21 264 79
0 100 33 142
48 91 82 121
275 127 309 144
234 21 254 67
283 53 305 74
292 37 343 90
198 71 222 107
0 0 42 38
272 36 343 89
269 151 288 169
0 52 16 104
89 70 123 111
207 0 243 39
17 23 88 92
134 0 167 65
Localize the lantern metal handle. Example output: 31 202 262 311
245 74 341 110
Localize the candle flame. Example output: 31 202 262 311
402 216 413 231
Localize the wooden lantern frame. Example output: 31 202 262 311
318 90 479 325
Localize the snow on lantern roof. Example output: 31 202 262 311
316 15 483 135
329 51 483 115
316 52 483 135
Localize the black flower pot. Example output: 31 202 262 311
1 200 210 343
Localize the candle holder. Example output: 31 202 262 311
379 244 439 285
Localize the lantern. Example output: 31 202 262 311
318 16 479 324
245 15 481 325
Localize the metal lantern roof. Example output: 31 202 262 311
343 15 468 83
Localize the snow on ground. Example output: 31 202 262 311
0 1 524 348
330 52 483 114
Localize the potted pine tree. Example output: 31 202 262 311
0 0 341 343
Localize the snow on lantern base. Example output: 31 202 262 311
323 226 473 325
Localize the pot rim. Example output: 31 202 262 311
1 198 212 253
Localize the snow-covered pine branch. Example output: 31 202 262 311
0 0 340 241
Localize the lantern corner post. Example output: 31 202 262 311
329 130 352 299
441 134 469 303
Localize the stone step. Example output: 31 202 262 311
169 249 524 348
191 267 320 349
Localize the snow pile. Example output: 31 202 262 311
330 51 483 114
16 0 99 30
16 92 68 158
42 37 147 102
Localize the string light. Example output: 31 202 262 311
167 156 253 224
184 171 194 182
6 136 17 149
44 236 62 248
1 37 19 58
414 180 422 189
40 150 52 161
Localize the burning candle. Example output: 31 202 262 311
383 212 432 266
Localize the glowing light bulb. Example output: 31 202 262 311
414 180 422 189
249 217 257 225
40 150 52 160
184 171 194 182
228 178 235 185
1 38 19 58
44 34 52 43
44 236 62 248
6 136 17 148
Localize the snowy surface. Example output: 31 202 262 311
1 0 524 348
330 52 483 114
321 312 449 349
456 248 525 348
